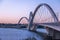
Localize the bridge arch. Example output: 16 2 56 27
18 17 29 24
29 3 59 30
31 3 58 24
17 17 29 28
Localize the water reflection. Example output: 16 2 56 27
0 28 47 40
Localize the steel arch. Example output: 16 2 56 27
31 3 58 24
29 3 59 30
18 17 29 24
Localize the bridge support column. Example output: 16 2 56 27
28 12 33 30
30 24 37 31
28 12 36 31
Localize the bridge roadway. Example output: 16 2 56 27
34 22 60 32
34 22 60 39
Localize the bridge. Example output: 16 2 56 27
28 3 60 39
17 3 60 39
17 17 29 28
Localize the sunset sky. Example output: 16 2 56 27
0 0 60 24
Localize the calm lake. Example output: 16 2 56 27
0 28 48 40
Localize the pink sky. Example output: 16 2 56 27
0 0 60 24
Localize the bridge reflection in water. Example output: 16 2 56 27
0 3 60 40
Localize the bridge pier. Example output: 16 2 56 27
46 27 60 39
30 24 37 31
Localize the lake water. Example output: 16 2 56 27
0 28 48 40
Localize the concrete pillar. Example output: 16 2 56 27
28 12 33 30
30 24 37 31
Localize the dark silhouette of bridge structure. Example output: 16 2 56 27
28 3 59 30
18 17 29 24
17 3 60 39
16 17 29 28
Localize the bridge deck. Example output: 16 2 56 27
39 24 60 32
35 22 60 32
